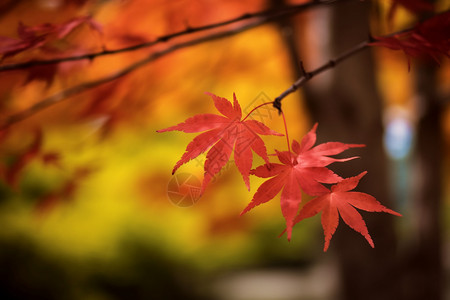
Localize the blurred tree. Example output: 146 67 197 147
272 1 448 299
273 1 400 299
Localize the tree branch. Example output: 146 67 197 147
2 0 431 129
0 0 355 129
272 7 450 112
0 0 347 72
273 40 369 112
0 18 273 129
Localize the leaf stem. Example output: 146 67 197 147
281 111 291 154
273 40 368 113
241 101 273 121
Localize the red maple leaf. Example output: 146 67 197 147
3 128 43 187
0 35 46 59
294 172 402 251
371 11 450 70
0 16 102 59
17 16 102 41
241 123 364 240
41 152 62 168
35 167 93 215
157 92 282 193
23 64 58 87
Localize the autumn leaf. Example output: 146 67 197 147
17 16 102 41
0 16 102 59
24 64 58 86
1 129 63 187
0 35 46 59
290 123 365 168
35 167 93 215
293 172 402 251
157 92 282 193
241 123 364 240
41 152 62 168
3 128 43 187
371 11 450 70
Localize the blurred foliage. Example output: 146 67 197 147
0 0 449 299
0 1 316 298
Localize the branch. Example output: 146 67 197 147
0 0 353 129
0 0 347 72
0 19 272 129
272 7 450 112
273 40 369 112
272 32 426 112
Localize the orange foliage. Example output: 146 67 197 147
0 0 290 217
0 0 448 247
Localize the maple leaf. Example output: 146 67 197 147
24 64 58 87
3 128 42 187
17 16 102 40
157 92 282 193
0 16 102 59
0 35 46 59
35 167 93 215
294 172 402 251
371 11 450 70
41 152 62 168
241 123 364 240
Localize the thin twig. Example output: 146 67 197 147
0 21 264 129
281 111 291 156
3 0 433 129
0 0 349 129
272 7 450 112
0 0 345 72
273 40 369 112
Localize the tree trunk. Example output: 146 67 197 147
272 1 401 299
310 3 401 299
272 1 445 299
401 63 444 300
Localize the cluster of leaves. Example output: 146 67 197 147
0 129 58 188
0 16 102 86
0 129 93 215
0 16 102 60
372 10 450 70
158 93 401 251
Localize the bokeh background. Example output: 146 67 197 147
0 0 449 299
